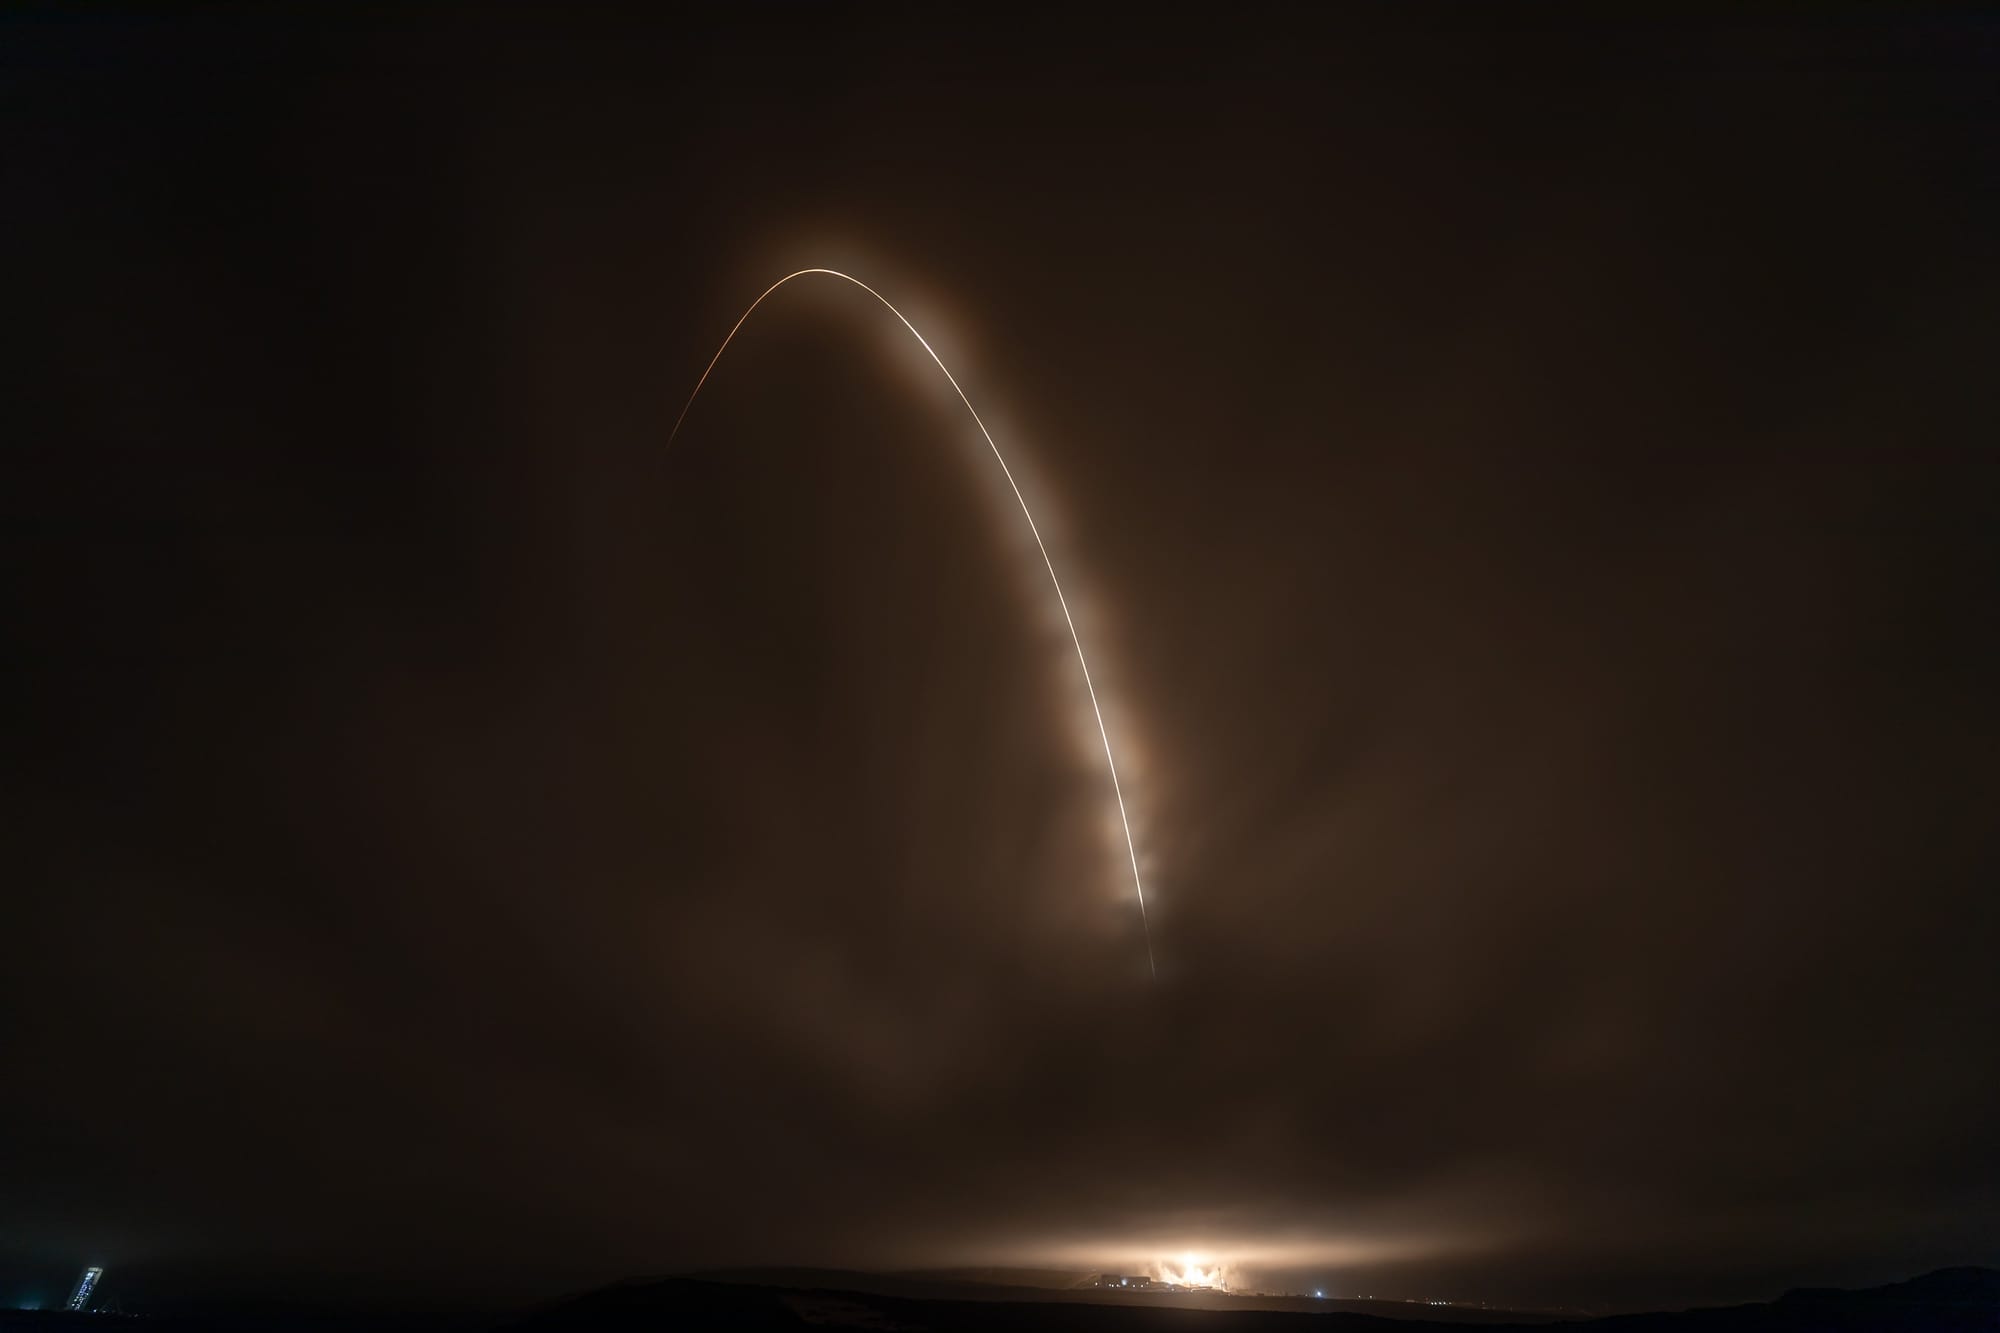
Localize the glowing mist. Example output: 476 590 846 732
668 269 1157 979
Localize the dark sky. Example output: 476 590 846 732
4 6 1997 1315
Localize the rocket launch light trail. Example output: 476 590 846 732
668 269 1157 980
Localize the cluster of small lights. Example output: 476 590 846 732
66 1267 103 1313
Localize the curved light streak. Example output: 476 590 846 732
669 269 1156 979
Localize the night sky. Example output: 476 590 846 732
5 7 1997 1316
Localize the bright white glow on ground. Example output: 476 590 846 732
1152 1252 1229 1289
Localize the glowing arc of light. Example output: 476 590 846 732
669 268 1156 979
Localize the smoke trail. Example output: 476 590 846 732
669 269 1157 979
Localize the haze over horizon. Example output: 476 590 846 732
4 6 1995 1318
